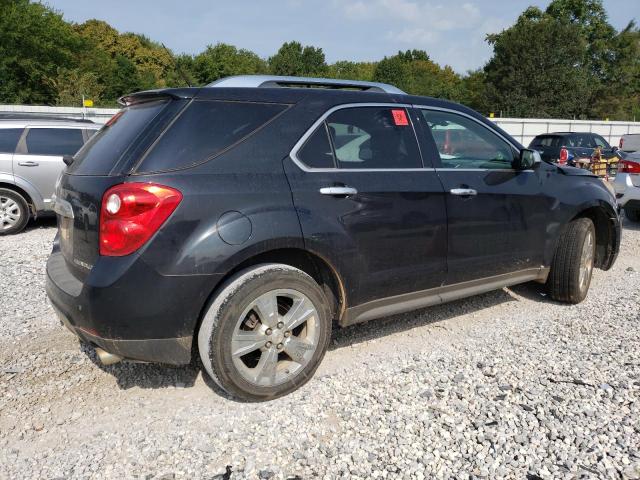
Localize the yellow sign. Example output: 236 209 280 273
83 99 94 107
489 112 495 118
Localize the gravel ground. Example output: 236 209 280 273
1 219 639 480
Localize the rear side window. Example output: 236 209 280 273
569 134 594 148
137 100 288 172
532 135 557 147
25 128 84 156
326 107 421 169
69 100 169 176
297 125 335 168
0 128 22 153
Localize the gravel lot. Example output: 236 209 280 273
1 218 639 480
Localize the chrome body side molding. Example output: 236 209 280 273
340 267 550 327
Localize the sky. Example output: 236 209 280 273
47 0 640 73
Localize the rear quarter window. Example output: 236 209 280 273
136 100 288 173
68 100 170 176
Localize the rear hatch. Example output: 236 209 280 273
55 94 189 279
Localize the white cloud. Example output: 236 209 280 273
337 0 483 30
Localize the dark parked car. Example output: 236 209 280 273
529 132 618 166
46 75 621 400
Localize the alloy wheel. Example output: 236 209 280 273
231 289 320 387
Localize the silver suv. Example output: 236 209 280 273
0 116 100 234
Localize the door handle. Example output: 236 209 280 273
319 186 358 197
450 188 477 196
18 161 39 167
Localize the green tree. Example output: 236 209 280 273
373 51 463 100
192 43 267 84
545 0 616 78
373 54 412 92
0 0 86 104
327 61 376 82
268 41 328 76
484 8 594 118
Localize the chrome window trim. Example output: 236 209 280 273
289 102 434 173
414 104 523 172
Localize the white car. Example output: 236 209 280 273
613 154 640 222
0 115 100 234
619 133 640 153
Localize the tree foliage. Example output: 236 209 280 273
0 0 637 120
268 41 327 76
192 43 267 84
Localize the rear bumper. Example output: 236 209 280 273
50 302 192 364
45 248 220 365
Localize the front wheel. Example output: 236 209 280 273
198 264 331 401
546 218 596 304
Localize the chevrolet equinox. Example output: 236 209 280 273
46 75 621 400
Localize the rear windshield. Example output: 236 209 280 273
67 100 169 176
136 100 288 173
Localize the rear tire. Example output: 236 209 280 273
198 263 331 401
546 218 596 304
625 205 640 223
0 188 30 235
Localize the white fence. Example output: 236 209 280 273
2 105 640 147
491 118 640 147
0 104 119 124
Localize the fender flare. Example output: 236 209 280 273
0 172 45 212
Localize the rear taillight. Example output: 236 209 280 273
559 147 568 164
619 160 640 174
99 183 182 256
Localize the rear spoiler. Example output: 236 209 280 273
117 88 198 107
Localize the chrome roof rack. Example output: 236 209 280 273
206 75 406 94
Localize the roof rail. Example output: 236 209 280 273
207 75 406 94
0 113 94 123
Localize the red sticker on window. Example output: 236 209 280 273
391 109 409 126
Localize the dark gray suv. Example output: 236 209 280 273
46 76 621 401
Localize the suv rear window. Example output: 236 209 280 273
25 128 84 156
137 100 288 173
68 100 170 176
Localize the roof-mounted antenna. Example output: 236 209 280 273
161 43 192 87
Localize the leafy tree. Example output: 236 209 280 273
192 43 267 84
327 61 376 81
484 9 594 118
373 54 412 92
269 41 328 76
374 51 463 101
545 0 616 78
0 0 86 104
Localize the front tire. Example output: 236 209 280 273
198 263 331 401
546 218 596 304
625 205 640 223
0 188 30 235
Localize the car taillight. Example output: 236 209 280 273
559 147 568 164
99 183 182 256
619 160 640 174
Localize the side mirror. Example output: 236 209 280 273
63 155 74 166
612 146 619 152
517 149 542 170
